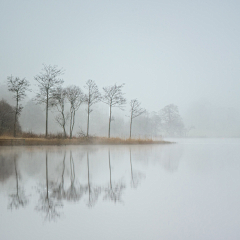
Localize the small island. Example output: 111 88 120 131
0 135 171 146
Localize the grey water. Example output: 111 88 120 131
0 138 240 240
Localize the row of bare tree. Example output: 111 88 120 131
6 64 146 138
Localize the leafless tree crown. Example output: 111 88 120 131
34 64 64 106
84 79 101 109
66 85 86 111
52 87 69 137
102 83 126 137
66 85 87 138
84 79 101 136
130 99 146 119
129 99 146 138
102 83 126 109
34 64 64 137
7 76 31 136
7 76 31 103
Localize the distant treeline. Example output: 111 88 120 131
0 64 186 138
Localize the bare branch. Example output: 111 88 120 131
7 76 31 137
84 79 101 107
34 64 64 137
84 79 101 137
129 99 146 138
102 83 126 109
102 83 126 138
52 87 69 137
130 99 146 119
66 85 87 138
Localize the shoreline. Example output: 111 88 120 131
0 137 172 146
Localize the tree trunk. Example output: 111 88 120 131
70 110 75 139
63 125 66 138
108 105 112 138
70 110 73 139
87 103 90 137
62 113 67 138
45 93 48 138
129 114 133 139
14 98 18 137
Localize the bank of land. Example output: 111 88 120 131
0 136 171 146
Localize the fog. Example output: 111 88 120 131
1 0 240 137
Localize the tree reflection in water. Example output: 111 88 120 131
86 151 101 207
65 151 83 202
1 145 180 218
104 150 125 203
129 149 145 189
51 151 66 201
35 151 62 221
8 153 28 210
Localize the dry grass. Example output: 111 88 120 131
0 134 171 146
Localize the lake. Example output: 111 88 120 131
0 138 240 240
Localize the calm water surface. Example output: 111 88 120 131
0 138 240 240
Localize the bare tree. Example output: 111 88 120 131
84 80 101 137
66 86 86 139
102 84 126 138
129 99 145 139
7 76 30 137
52 87 69 138
34 65 64 138
160 104 185 137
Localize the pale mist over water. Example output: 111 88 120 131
1 139 240 240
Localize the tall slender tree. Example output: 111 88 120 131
66 85 86 139
52 87 68 138
7 76 31 137
102 84 126 138
34 65 64 138
129 99 145 139
84 80 101 137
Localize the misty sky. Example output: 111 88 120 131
1 0 240 114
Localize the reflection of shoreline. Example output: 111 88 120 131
0 137 171 146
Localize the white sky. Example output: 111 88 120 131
1 0 240 114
